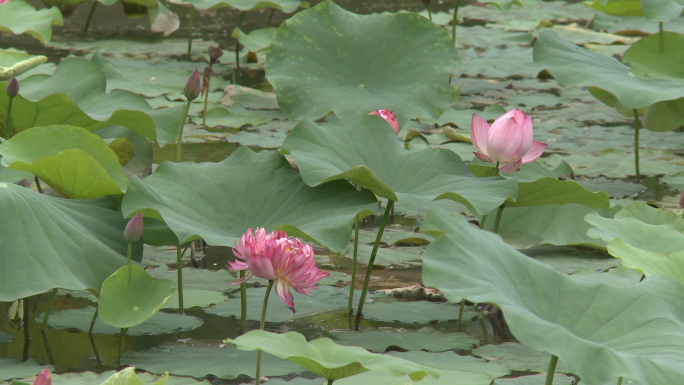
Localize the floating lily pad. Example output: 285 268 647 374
361 299 481 324
494 372 576 385
266 0 460 124
162 288 227 309
329 330 479 352
146 264 235 293
474 343 570 372
0 359 53 381
345 243 424 268
388 351 510 378
203 107 267 129
0 0 63 44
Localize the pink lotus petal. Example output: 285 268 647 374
521 140 547 164
473 151 493 163
230 272 254 285
31 370 51 385
369 109 399 135
470 114 490 155
499 159 523 172
487 109 529 163
226 260 249 271
275 278 296 313
247 253 277 280
0 0 10 4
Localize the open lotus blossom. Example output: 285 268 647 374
31 369 51 385
369 109 399 135
471 109 547 172
0 0 9 4
228 228 329 312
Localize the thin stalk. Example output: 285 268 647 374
492 206 505 234
617 377 623 385
233 12 246 85
202 76 211 128
267 8 275 26
633 109 641 182
118 327 128 366
327 380 333 385
255 280 274 384
426 3 432 20
479 214 488 229
348 214 360 314
34 177 43 193
176 98 191 163
452 0 461 43
84 1 98 35
41 289 58 330
22 297 30 362
239 270 247 334
187 6 195 56
89 308 99 334
40 329 55 366
334 252 340 269
659 22 664 53
544 355 559 385
176 246 184 314
355 201 394 330
89 332 104 373
458 298 466 325
5 97 13 139
126 242 133 266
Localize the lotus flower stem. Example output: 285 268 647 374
544 355 558 385
4 99 13 140
479 214 488 229
348 214 360 314
202 76 211 128
452 0 461 43
233 12 246 85
177 246 185 313
659 22 664 53
617 377 623 385
267 8 275 26
633 109 641 182
34 177 43 193
118 327 128 366
256 280 274 384
41 289 58 330
41 328 55 366
327 380 333 385
84 1 98 35
426 4 432 20
492 206 505 234
126 242 133 266
355 200 394 330
176 98 191 163
88 308 98 334
239 270 247 334
188 5 195 56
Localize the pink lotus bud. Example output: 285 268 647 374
184 69 201 101
471 109 547 172
369 109 399 135
6 77 19 98
0 0 9 5
31 369 52 385
124 212 143 243
680 192 684 209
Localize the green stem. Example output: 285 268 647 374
187 5 195 56
255 280 274 384
334 252 340 269
84 1 98 35
126 242 133 266
176 98 191 163
267 8 275 26
22 297 30 362
202 75 211 128
327 380 333 385
479 214 488 229
494 161 500 175
633 109 640 182
34 177 43 193
452 0 461 43
404 141 410 150
492 206 504 234
239 270 247 334
5 96 14 139
348 214 360 314
118 327 128 365
355 201 394 330
233 12 245 85
458 298 466 325
544 355 559 385
88 331 104 373
426 4 432 20
89 308 98 334
659 21 664 53
41 289 58 330
177 246 184 314
617 377 623 385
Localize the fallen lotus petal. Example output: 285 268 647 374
369 109 399 135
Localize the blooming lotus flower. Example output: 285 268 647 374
31 369 51 385
124 211 143 243
471 109 547 172
369 109 399 135
228 228 329 312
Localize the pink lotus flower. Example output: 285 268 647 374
369 109 399 135
228 228 329 312
124 211 144 243
0 0 10 4
680 192 684 209
471 109 547 172
31 370 51 385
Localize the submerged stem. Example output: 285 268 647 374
176 98 191 163
187 6 195 56
84 1 98 35
42 289 58 330
544 355 559 385
452 0 461 43
176 246 184 314
492 206 505 234
348 214 360 314
239 270 247 334
233 12 246 85
633 109 641 182
256 280 274 384
355 201 394 330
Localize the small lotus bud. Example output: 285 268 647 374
6 77 19 98
184 69 201 101
31 369 52 385
680 192 684 208
124 212 143 243
208 46 224 65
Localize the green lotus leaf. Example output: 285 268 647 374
232 27 277 53
0 58 182 146
533 31 684 113
0 50 48 80
641 0 684 21
121 147 377 251
0 0 63 44
40 0 117 18
0 183 130 302
584 0 644 16
0 125 128 199
505 178 611 208
0 359 53 382
266 0 460 125
98 265 174 329
100 367 168 385
226 330 441 382
168 0 307 12
281 116 517 215
421 207 684 385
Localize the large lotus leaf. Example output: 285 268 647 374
328 331 478 353
0 0 63 44
0 50 48 80
40 0 117 18
0 58 182 146
505 177 611 208
421 207 684 385
533 31 684 111
281 117 517 215
265 0 460 125
121 147 377 251
584 0 644 16
641 0 684 21
227 330 441 382
168 0 306 11
0 125 128 199
232 27 277 53
0 183 129 302
98 265 174 329
100 367 168 385
0 359 53 381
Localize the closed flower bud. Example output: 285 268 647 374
124 212 143 243
184 69 201 101
6 77 19 98
31 369 52 385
